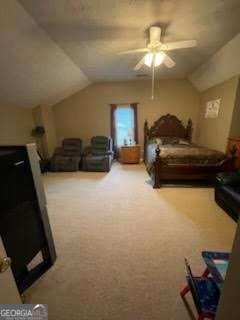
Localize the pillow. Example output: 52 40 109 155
147 137 163 145
156 138 163 145
179 139 190 145
161 136 179 145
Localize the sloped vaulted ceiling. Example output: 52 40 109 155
1 0 240 108
0 0 89 108
19 0 240 82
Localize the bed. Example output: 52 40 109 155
144 114 236 188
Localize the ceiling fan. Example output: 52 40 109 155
118 26 197 99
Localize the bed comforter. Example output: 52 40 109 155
146 142 226 171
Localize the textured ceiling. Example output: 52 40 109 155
0 1 89 108
1 1 240 108
190 33 240 91
18 0 240 81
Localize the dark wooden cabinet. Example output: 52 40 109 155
0 144 56 293
227 137 240 169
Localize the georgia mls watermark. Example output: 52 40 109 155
0 304 48 320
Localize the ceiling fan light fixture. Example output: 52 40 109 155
144 53 154 67
118 25 197 99
154 51 165 67
144 52 165 68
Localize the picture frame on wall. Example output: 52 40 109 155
205 98 221 118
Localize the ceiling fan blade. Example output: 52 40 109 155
134 57 145 71
163 54 176 68
161 40 197 51
118 48 148 55
149 26 161 44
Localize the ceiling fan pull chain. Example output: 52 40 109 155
151 58 155 100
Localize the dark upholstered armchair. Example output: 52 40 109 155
50 138 82 172
82 136 113 172
215 171 240 221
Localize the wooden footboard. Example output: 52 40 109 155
153 146 236 189
143 114 237 188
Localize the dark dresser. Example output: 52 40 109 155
0 144 56 293
227 137 240 169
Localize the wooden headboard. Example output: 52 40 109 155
144 114 193 158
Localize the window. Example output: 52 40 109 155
110 103 138 150
115 106 134 147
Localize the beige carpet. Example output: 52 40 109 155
25 163 236 320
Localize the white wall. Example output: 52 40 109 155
0 106 34 144
197 77 239 152
216 220 240 320
53 79 200 148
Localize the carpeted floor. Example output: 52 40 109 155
25 163 236 320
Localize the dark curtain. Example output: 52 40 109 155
110 104 117 151
130 103 139 144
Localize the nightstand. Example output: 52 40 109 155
120 145 141 164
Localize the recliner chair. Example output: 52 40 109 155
215 171 240 221
82 136 113 172
50 138 82 172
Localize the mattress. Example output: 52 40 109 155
146 142 226 168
